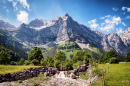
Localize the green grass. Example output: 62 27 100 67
80 74 88 80
0 65 41 74
92 62 130 86
43 42 81 59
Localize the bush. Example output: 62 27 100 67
125 52 130 62
109 57 119 64
40 59 47 66
92 67 102 76
24 60 31 65
19 58 25 65
65 60 73 70
31 59 39 65
54 60 60 68
10 61 17 65
73 61 83 69
33 82 40 86
80 74 88 80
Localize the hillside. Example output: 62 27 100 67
43 42 105 60
0 29 28 61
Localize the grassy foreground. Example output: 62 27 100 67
92 62 130 86
0 65 41 74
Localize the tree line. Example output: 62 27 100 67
0 47 130 67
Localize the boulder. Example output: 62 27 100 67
44 72 49 77
70 73 76 79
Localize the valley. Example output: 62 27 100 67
0 5 130 86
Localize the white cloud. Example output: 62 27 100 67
116 27 123 35
98 15 123 32
112 7 118 11
13 1 17 7
8 0 13 1
104 16 121 25
8 0 18 11
126 15 130 19
127 8 130 12
100 24 115 32
100 17 104 19
13 1 18 11
17 0 30 10
100 15 110 19
17 11 28 23
122 6 126 11
121 6 130 12
122 22 126 26
88 19 99 29
6 10 9 12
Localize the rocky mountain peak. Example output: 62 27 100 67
0 20 16 30
120 27 130 47
29 19 47 27
107 32 118 37
65 13 69 16
18 23 26 28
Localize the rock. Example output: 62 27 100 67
44 72 49 77
70 73 76 79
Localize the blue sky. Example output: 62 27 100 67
0 0 130 34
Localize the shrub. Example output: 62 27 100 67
92 67 102 76
40 59 47 66
65 60 73 70
125 52 130 62
54 60 60 68
24 60 31 65
109 57 119 64
19 58 25 65
31 59 39 65
33 82 40 86
80 74 88 80
73 61 83 69
10 61 17 65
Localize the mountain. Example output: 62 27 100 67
10 14 130 57
0 29 28 61
0 20 16 30
120 28 130 48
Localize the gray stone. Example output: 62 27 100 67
70 73 76 79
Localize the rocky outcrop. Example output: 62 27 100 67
0 66 58 83
73 64 89 75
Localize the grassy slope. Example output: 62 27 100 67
43 42 81 59
92 63 130 86
42 42 105 60
0 65 41 74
